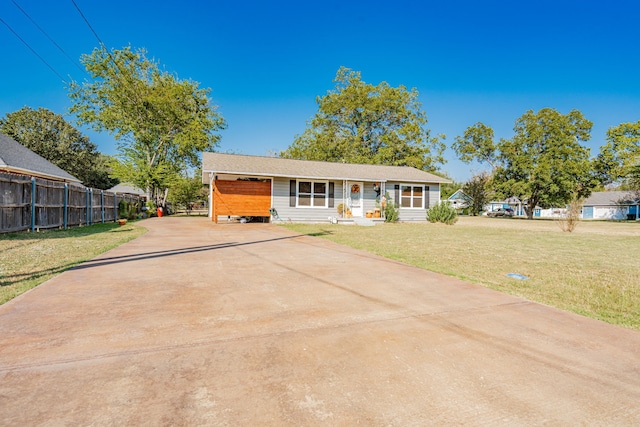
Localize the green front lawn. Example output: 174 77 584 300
284 217 640 330
0 223 147 304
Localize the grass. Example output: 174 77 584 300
0 222 147 304
284 217 640 330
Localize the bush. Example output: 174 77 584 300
556 198 582 232
118 200 130 219
427 202 458 225
146 200 157 217
384 200 399 223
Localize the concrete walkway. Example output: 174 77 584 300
1 217 639 425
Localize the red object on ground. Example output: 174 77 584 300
157 207 163 217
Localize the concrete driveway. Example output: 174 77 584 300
1 217 639 425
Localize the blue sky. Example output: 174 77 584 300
2 0 640 181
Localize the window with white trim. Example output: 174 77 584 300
400 185 424 209
297 180 328 208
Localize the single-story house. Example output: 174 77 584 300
446 189 472 211
0 132 81 183
486 197 526 216
581 191 639 220
201 153 450 223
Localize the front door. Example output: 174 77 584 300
349 182 364 217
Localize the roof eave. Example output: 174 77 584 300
202 168 448 184
0 165 82 183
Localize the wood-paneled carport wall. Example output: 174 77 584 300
211 179 271 223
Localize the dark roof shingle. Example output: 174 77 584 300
583 191 638 206
0 133 80 182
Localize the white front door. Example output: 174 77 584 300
348 182 364 217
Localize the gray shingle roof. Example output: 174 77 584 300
107 183 146 196
583 191 638 206
202 153 450 184
0 133 81 182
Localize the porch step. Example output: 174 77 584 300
354 218 376 226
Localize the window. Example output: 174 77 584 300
297 180 328 208
400 185 424 209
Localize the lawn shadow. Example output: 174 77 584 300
0 222 135 242
302 229 335 237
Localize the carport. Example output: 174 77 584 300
210 178 272 222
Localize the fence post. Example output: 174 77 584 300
101 190 105 223
85 188 89 225
64 183 68 230
114 193 118 222
90 188 94 225
31 177 36 232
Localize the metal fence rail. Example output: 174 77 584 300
0 172 144 234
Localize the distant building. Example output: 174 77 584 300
581 191 639 220
486 196 526 216
446 189 473 211
0 132 81 183
107 183 147 198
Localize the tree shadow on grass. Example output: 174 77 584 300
0 222 133 242
1 235 301 288
300 229 334 237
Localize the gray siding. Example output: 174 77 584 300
387 181 441 222
271 178 386 222
213 177 441 223
272 177 345 222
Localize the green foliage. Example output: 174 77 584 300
145 200 157 216
384 193 399 223
455 109 598 219
168 175 207 213
426 202 458 225
596 120 640 191
68 46 226 202
118 199 130 219
281 67 446 172
462 172 493 216
0 107 117 189
439 173 464 200
452 122 498 169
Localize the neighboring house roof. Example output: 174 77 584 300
202 153 450 184
447 189 472 202
108 183 146 196
583 191 638 206
0 133 81 183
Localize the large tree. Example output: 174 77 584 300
452 122 498 169
68 46 226 204
595 120 640 192
454 108 598 219
0 106 117 189
281 67 445 172
462 171 493 216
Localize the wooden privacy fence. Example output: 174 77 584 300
0 172 144 234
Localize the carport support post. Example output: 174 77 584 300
208 172 217 223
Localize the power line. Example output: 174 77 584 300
12 0 87 75
0 16 67 82
70 0 107 49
